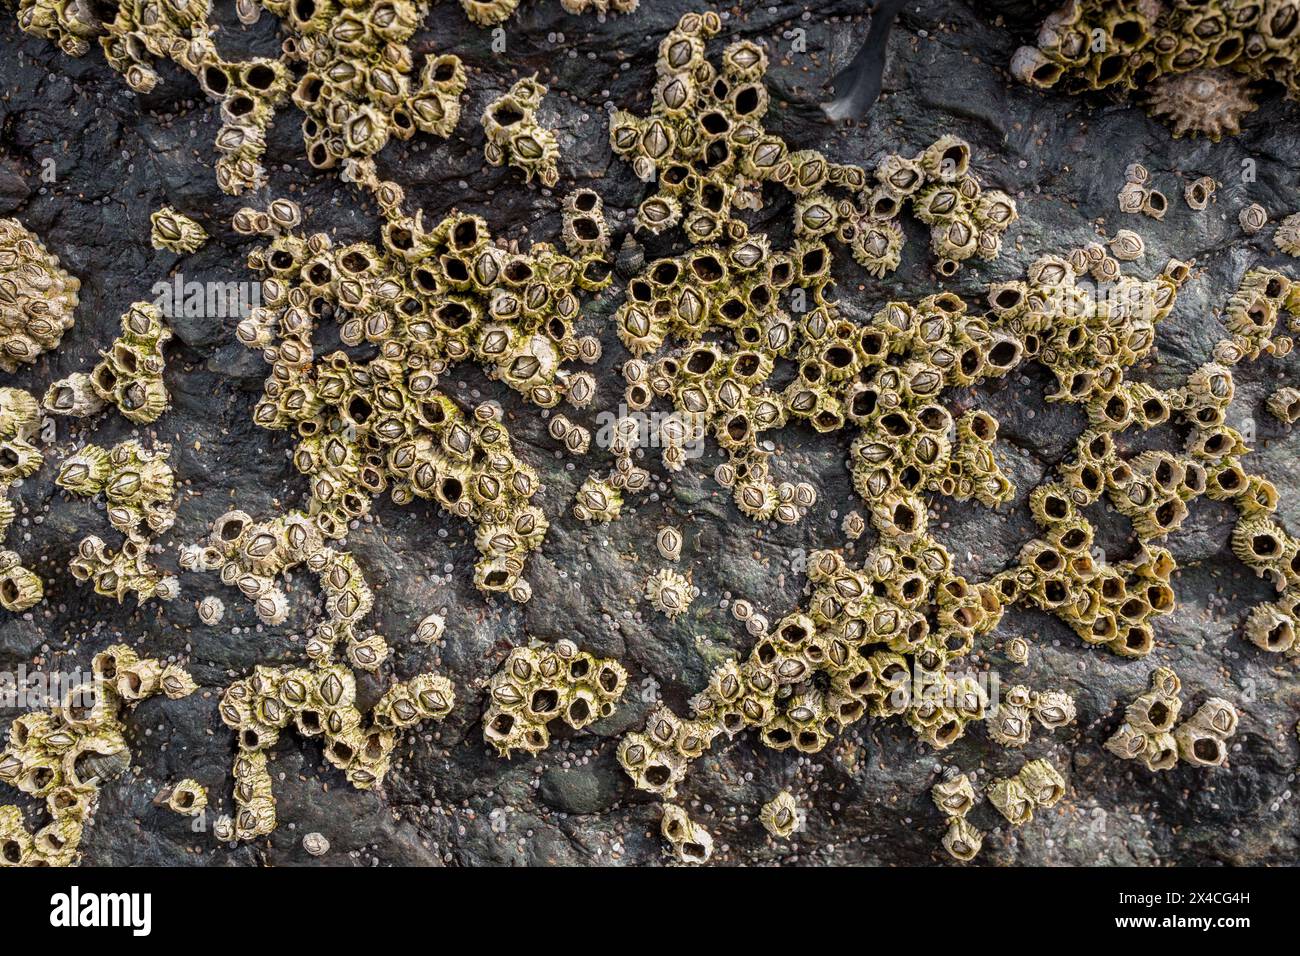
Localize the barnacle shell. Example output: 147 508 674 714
1240 203 1268 235
760 789 799 837
1276 213 1300 257
660 804 713 864
656 525 684 561
150 206 209 253
1145 69 1259 141
165 779 208 816
941 816 983 861
645 568 694 619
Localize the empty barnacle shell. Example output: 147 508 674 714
1183 176 1216 211
164 779 208 817
660 804 713 864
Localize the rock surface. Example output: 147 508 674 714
0 0 1297 866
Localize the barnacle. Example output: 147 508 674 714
0 645 194 866
482 639 626 756
645 568 694 619
656 525 684 561
150 207 208 254
760 790 799 838
1240 203 1269 234
660 804 713 864
45 301 171 425
0 218 80 371
1267 386 1300 424
987 776 1034 826
164 779 208 817
1146 70 1260 141
941 816 983 861
1184 176 1217 211
482 77 560 188
198 595 225 625
931 773 976 818
56 440 178 605
1276 213 1300 256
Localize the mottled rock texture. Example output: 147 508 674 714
0 0 1297 866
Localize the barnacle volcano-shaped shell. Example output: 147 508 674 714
1144 69 1258 142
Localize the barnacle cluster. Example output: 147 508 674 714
1011 1 1299 140
1105 667 1238 770
17 0 467 193
619 543 1039 796
459 0 639 26
150 207 208 255
218 661 454 838
53 0 289 194
267 0 466 172
1117 162 1168 219
56 440 179 605
234 185 611 600
0 644 195 866
482 77 559 187
44 301 171 425
932 773 981 861
0 218 79 372
182 509 395 669
609 12 1016 279
984 684 1077 748
987 758 1065 826
482 639 627 756
659 803 712 864
0 388 45 612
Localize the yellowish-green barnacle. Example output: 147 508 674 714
46 301 172 425
660 803 713 864
941 816 983 862
150 206 209 254
482 76 561 188
164 779 208 817
759 790 800 838
987 775 1035 826
0 644 194 866
931 773 977 818
645 567 695 619
459 0 520 25
1016 758 1066 808
573 474 623 523
0 217 80 371
482 639 626 757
